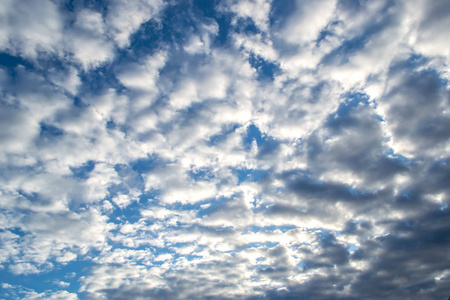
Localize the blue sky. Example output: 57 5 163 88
0 0 450 299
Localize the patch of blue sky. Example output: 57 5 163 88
194 0 233 47
102 180 159 225
78 64 124 95
375 114 385 122
297 260 307 271
128 154 163 174
192 0 216 19
188 167 215 181
37 123 65 146
61 0 76 12
243 124 265 150
39 123 64 138
81 0 108 15
343 90 371 104
163 2 202 44
125 19 167 59
248 53 281 81
336 92 370 114
70 160 96 179
347 244 359 253
174 253 203 263
384 149 415 167
315 21 340 46
0 257 94 297
268 0 296 28
234 17 260 35
107 200 143 225
138 188 161 205
105 120 116 130
72 95 89 108
1 226 27 238
128 0 229 54
0 52 33 71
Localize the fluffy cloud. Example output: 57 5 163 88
0 0 165 69
0 0 63 58
0 1 449 299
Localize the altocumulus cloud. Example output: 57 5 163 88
0 0 449 299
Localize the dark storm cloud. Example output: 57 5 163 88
345 206 450 300
381 66 450 154
282 170 382 203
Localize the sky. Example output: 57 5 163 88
0 0 449 299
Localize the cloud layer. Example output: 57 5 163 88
1 0 449 299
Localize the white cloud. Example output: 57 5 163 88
227 0 272 32
0 0 164 70
56 252 77 263
279 0 336 46
0 0 63 58
9 263 40 275
117 51 167 92
53 280 70 288
105 0 165 47
1 1 449 299
406 0 450 61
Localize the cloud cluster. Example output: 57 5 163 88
0 0 449 299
